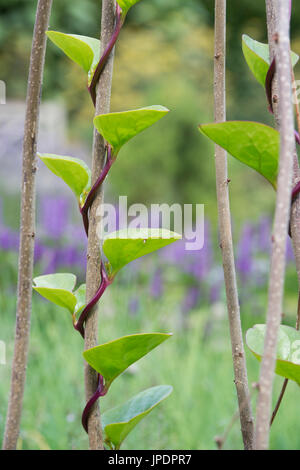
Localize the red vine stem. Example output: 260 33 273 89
74 262 112 339
80 145 114 236
88 3 123 106
82 374 107 433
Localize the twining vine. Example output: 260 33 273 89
33 0 181 450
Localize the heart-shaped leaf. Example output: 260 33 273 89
33 273 77 313
103 228 181 278
242 34 299 87
83 333 172 390
246 324 300 384
93 106 169 154
38 153 91 204
117 0 142 17
46 31 100 79
102 385 173 449
199 121 279 189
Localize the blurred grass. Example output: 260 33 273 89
0 274 300 450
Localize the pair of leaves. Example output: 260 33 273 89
242 34 299 87
33 229 181 308
33 273 85 316
39 106 169 205
246 324 300 385
84 332 172 448
83 332 171 391
102 385 172 449
199 121 279 189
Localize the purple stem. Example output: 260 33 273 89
74 262 111 338
80 146 114 236
81 374 107 433
265 57 276 114
88 4 123 106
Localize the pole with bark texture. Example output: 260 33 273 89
84 0 116 450
2 0 53 450
255 0 295 450
214 0 254 450
265 0 300 429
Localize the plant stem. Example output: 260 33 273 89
213 0 254 450
255 0 295 450
88 3 123 106
80 146 114 236
84 0 116 450
2 0 53 450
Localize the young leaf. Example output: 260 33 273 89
46 31 100 77
38 153 91 203
242 34 299 87
93 106 169 154
83 333 172 390
246 324 300 385
103 228 181 278
33 273 77 313
199 121 280 189
102 385 173 449
117 0 142 17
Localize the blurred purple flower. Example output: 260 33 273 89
128 297 140 315
40 196 70 240
286 237 294 263
237 223 253 282
0 228 19 251
181 286 200 314
210 282 221 304
257 217 271 253
150 267 163 298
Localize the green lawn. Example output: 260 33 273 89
0 278 299 450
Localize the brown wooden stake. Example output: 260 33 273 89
2 0 53 450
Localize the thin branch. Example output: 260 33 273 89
255 0 295 450
213 0 254 450
2 0 53 450
83 0 116 450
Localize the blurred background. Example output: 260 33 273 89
0 0 300 450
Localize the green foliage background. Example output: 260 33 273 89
3 0 300 227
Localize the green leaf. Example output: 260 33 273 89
46 31 100 77
242 34 299 87
74 284 86 315
199 121 279 189
33 273 77 313
102 385 172 449
246 324 300 385
83 333 172 390
38 153 91 203
93 106 169 154
117 0 142 16
103 228 181 278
